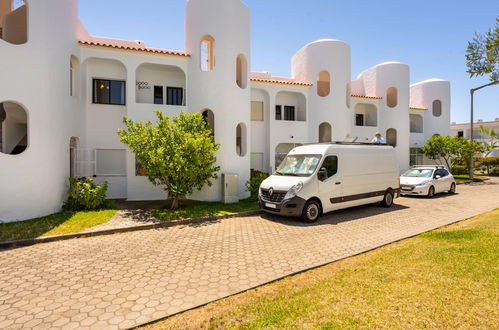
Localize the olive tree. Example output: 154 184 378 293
466 17 499 82
118 111 220 209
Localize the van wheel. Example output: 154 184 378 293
302 200 320 222
381 190 394 207
427 186 435 198
448 183 456 194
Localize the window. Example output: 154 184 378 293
386 128 397 147
236 54 248 89
319 122 332 143
200 36 215 72
275 105 282 120
0 101 28 155
432 100 442 117
354 103 377 126
167 87 183 105
457 131 464 137
386 87 398 108
202 109 215 136
409 148 423 166
1 1 27 45
284 106 295 121
436 169 449 177
95 149 126 176
409 114 423 133
70 56 79 97
321 156 338 179
250 153 264 171
251 101 264 121
236 123 246 156
135 158 146 176
355 114 364 126
154 86 163 104
93 79 126 105
317 71 331 97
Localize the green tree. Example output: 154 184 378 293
118 111 220 209
480 126 499 156
454 137 487 177
420 135 459 169
465 17 499 81
475 156 499 175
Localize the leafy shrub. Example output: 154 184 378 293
475 156 499 174
64 177 109 211
246 170 268 200
451 165 468 175
490 168 499 176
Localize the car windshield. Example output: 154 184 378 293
402 169 434 178
276 154 321 177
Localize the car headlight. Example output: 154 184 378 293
416 180 431 186
284 182 303 200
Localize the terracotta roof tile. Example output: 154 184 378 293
351 94 382 100
79 38 189 57
250 72 311 86
250 78 312 86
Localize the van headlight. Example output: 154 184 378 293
416 180 431 187
284 182 303 200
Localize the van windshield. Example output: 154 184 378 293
402 169 434 178
276 154 321 177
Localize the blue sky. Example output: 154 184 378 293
79 0 499 123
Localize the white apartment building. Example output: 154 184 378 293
0 0 451 222
451 119 499 157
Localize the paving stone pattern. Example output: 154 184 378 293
1 179 498 329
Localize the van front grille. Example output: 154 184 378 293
261 189 286 203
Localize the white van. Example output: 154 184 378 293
259 143 400 222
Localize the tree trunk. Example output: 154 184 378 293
170 195 180 210
468 158 474 180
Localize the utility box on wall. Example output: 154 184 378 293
222 173 239 204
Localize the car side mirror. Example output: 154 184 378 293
435 175 441 179
318 167 327 181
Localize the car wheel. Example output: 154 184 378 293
381 190 394 207
448 183 456 194
302 200 320 222
427 186 435 198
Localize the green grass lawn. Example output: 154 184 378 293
151 198 259 222
454 175 488 183
0 210 117 242
145 209 499 329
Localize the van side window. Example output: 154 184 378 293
322 156 338 179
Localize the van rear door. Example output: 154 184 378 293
317 155 343 213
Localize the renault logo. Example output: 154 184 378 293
268 188 274 196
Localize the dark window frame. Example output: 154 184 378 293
275 105 282 120
166 87 184 106
284 106 295 121
355 114 364 126
92 79 126 105
154 86 164 105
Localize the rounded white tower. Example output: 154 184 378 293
185 0 251 200
0 0 83 221
291 39 352 142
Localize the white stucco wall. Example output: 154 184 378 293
0 0 452 222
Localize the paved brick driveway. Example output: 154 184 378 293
1 179 498 329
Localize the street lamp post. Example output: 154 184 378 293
469 80 498 180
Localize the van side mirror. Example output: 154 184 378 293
318 167 327 181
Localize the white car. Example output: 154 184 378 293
400 166 456 197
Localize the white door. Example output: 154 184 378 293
318 155 343 213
